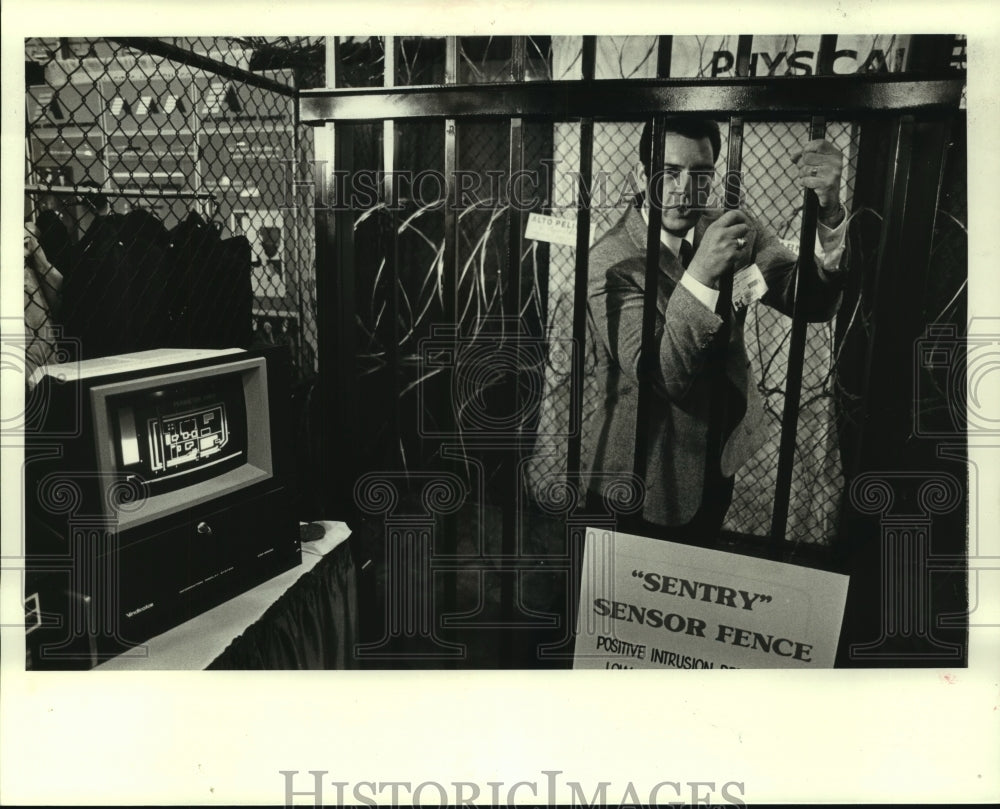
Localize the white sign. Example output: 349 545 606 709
525 212 579 247
574 529 850 669
525 212 602 248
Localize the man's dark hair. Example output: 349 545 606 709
639 118 722 176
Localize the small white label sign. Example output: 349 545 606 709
525 212 579 247
574 529 849 670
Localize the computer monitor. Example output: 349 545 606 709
24 346 301 669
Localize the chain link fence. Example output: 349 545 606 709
322 35 931 546
23 37 319 384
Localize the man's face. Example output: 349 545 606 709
643 132 717 236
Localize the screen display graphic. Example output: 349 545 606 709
148 403 228 472
110 372 248 494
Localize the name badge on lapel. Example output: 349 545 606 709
732 263 767 310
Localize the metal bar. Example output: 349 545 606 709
500 112 526 667
633 115 666 483
582 34 597 84
507 117 526 429
735 35 754 77
300 74 964 123
441 35 460 623
382 128 403 474
656 36 673 78
769 114 828 553
385 35 397 87
830 118 892 491
110 37 298 97
816 34 840 75
330 36 342 88
23 184 215 200
445 36 458 85
769 33 838 553
724 118 745 209
382 39 402 470
332 126 360 513
701 115 745 541
314 37 340 521
291 63 306 376
317 39 375 638
497 34 528 661
565 35 597 485
511 36 527 82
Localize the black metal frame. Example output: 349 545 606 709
302 35 962 551
300 73 962 122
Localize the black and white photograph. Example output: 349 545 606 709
2 1 998 806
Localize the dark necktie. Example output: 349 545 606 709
678 239 694 269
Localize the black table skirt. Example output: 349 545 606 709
208 540 358 669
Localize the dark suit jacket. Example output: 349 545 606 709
582 204 845 526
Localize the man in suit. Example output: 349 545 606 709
582 117 848 540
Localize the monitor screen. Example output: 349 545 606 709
109 372 248 495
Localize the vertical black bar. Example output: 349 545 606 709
559 35 597 666
330 37 342 88
633 115 666 482
816 34 839 76
291 67 308 377
565 35 596 485
769 32 838 553
511 35 527 81
724 118 744 201
383 39 402 471
769 114 827 554
318 125 359 517
383 122 402 469
623 34 680 514
735 35 754 77
702 116 744 541
507 36 528 430
501 38 527 661
338 128 360 495
832 118 893 488
442 36 459 622
656 36 673 78
706 41 750 509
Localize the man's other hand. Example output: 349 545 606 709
687 210 751 290
791 139 845 226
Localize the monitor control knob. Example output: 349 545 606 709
196 521 213 536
